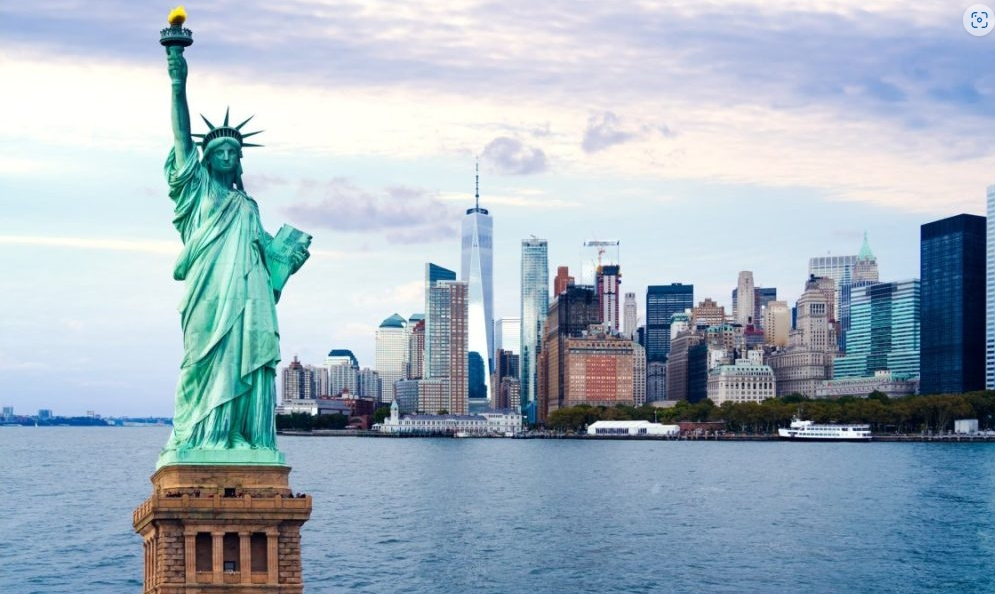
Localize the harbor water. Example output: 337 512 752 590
1 427 993 593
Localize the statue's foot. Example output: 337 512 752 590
230 433 251 449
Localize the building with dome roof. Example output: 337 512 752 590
375 314 408 405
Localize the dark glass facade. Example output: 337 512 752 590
646 284 694 363
920 214 986 395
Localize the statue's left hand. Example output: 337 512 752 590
291 245 310 273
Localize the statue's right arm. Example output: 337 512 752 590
167 47 195 170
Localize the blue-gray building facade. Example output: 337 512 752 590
520 238 549 423
920 214 986 395
646 284 694 363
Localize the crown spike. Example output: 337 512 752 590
200 114 216 130
223 107 230 127
241 130 264 139
241 142 264 148
234 115 255 130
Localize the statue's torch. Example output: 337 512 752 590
160 6 193 55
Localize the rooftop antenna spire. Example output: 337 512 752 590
475 157 480 210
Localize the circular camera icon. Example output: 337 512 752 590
964 4 993 36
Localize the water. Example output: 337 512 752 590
2 428 994 593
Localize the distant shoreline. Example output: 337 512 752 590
277 429 995 442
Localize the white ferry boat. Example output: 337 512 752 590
778 419 872 441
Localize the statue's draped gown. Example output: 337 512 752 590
162 148 279 452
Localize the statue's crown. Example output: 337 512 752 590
192 108 263 150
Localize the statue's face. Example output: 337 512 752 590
208 144 240 174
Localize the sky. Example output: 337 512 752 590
1 0 993 417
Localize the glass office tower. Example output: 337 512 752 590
920 214 986 395
833 280 920 379
520 238 549 422
646 284 694 363
461 171 494 408
988 186 995 389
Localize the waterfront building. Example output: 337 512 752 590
834 280 920 379
543 284 602 416
520 237 549 421
920 214 987 395
461 166 494 407
707 359 776 405
377 399 522 435
560 332 639 409
495 317 521 355
375 313 408 402
276 397 352 416
988 186 995 389
735 271 755 326
646 283 694 363
282 355 316 401
623 292 638 339
816 371 918 399
691 298 726 329
426 279 469 414
424 263 457 379
587 420 680 436
667 330 703 402
326 349 359 397
768 277 837 397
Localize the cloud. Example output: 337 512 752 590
582 112 636 153
283 179 458 244
481 137 548 175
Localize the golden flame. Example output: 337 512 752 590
167 6 187 27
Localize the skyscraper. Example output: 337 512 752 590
461 164 494 406
988 186 995 390
424 263 456 379
833 280 920 379
623 292 637 339
839 233 880 351
920 214 986 395
735 271 755 326
426 279 469 414
596 264 622 333
646 284 694 363
495 317 521 354
520 237 549 421
326 349 359 397
375 313 408 403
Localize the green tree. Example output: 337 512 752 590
373 406 391 425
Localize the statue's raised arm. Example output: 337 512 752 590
167 46 195 169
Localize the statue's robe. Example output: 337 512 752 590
161 149 279 452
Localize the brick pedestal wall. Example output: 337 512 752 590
134 465 311 594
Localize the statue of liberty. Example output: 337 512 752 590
158 8 311 467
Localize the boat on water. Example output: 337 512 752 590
778 419 872 441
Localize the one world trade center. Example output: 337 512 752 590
461 163 494 410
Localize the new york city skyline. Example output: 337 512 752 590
1 1 992 416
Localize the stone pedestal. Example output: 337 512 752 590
133 465 311 594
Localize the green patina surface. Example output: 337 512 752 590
157 23 310 469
